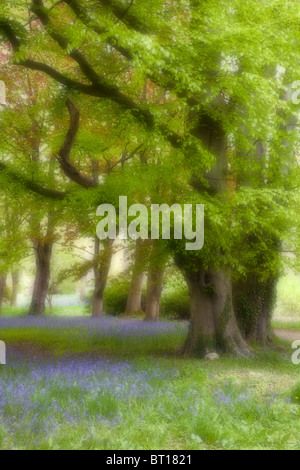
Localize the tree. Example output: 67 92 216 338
125 239 148 316
1 0 300 353
145 240 168 321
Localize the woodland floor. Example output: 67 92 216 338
274 329 300 342
0 316 300 450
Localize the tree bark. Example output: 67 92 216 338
184 266 250 357
10 271 19 307
79 277 88 302
92 239 114 317
145 268 165 321
125 239 148 316
180 104 250 356
145 242 167 321
28 241 53 316
233 274 277 345
0 276 7 314
126 271 144 315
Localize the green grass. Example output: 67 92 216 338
0 322 186 358
1 305 88 317
1 319 300 450
272 318 300 330
291 381 300 405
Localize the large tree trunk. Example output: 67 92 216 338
180 105 250 356
184 267 250 357
233 274 277 345
0 276 7 314
125 239 148 316
92 239 114 317
10 271 19 307
28 241 53 316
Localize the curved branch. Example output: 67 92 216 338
58 99 98 189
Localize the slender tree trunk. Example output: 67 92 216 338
145 241 167 321
10 271 19 307
79 277 87 302
145 268 165 321
28 241 53 316
184 267 250 357
47 292 53 312
92 239 114 317
125 239 148 316
126 271 144 315
0 276 7 314
233 274 277 345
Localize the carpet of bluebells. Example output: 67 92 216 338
0 317 300 450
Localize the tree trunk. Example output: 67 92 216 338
47 292 53 312
184 267 250 357
0 276 7 314
145 268 165 321
125 239 148 316
28 241 53 316
145 241 167 321
92 239 114 317
10 271 19 307
125 271 144 315
79 277 87 302
233 274 277 345
181 109 249 356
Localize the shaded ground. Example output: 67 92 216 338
1 316 299 358
0 316 188 359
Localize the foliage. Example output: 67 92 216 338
0 0 299 282
103 278 136 316
275 274 300 318
160 274 190 320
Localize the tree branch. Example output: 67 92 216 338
57 99 98 189
0 15 182 147
31 0 101 84
63 0 199 107
99 0 151 34
0 162 67 200
63 0 132 60
108 143 144 172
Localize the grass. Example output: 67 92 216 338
291 381 300 405
0 317 187 357
1 305 87 317
0 316 300 450
272 318 300 330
